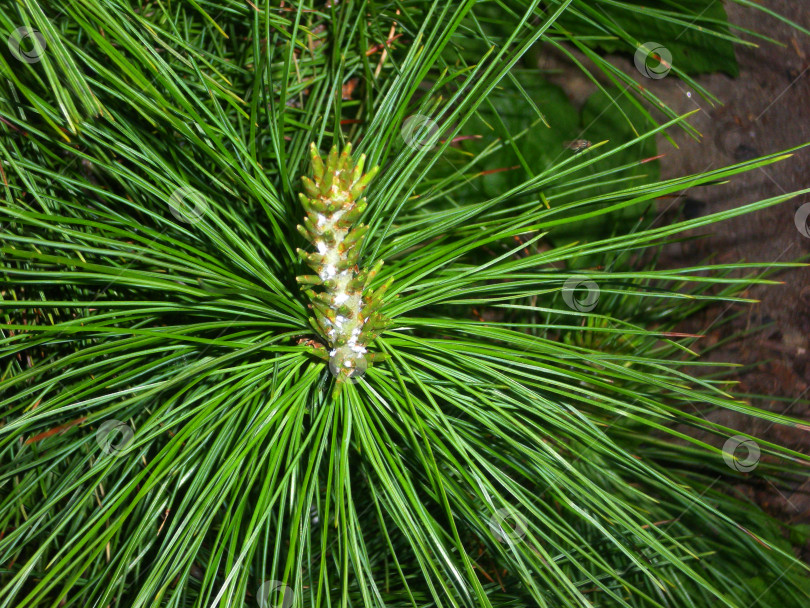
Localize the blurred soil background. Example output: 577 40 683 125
540 0 810 550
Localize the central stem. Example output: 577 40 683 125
295 143 392 382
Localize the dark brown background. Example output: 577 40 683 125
541 0 810 529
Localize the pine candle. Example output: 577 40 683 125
296 143 392 383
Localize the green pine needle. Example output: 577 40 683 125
1 1 808 607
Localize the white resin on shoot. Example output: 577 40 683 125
328 346 368 380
